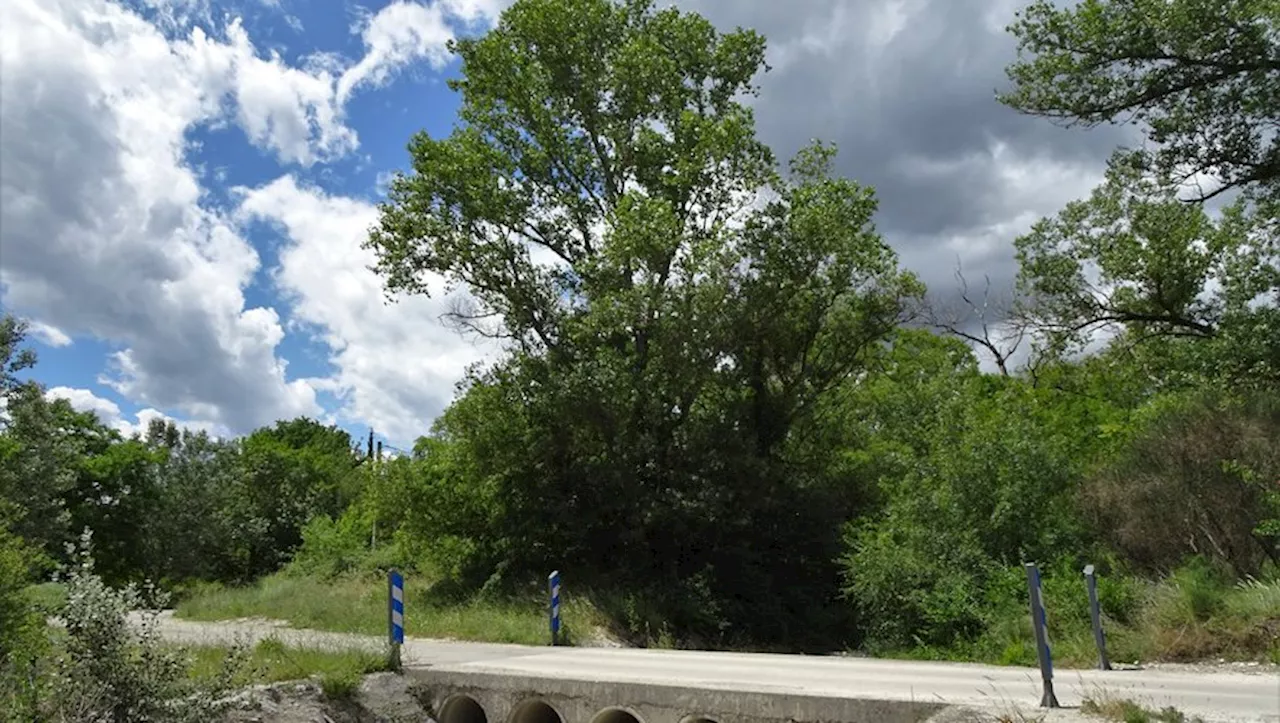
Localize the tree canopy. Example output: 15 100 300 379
1001 0 1280 201
1014 158 1280 384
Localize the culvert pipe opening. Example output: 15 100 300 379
591 708 644 723
441 695 488 723
681 717 721 723
511 700 564 723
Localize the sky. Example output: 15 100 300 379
0 0 1136 448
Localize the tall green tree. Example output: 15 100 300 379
232 418 362 578
0 316 81 563
368 0 919 644
1001 0 1280 201
143 428 250 583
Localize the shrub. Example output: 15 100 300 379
286 501 418 581
841 504 996 649
1083 391 1280 577
0 524 46 723
39 530 247 722
319 671 361 701
286 513 372 580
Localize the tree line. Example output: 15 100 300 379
2 0 1277 660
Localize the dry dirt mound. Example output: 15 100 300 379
224 672 432 723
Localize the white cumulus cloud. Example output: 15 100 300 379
26 321 73 348
0 0 496 438
235 175 494 445
44 386 226 438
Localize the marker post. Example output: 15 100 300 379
548 570 561 646
1083 564 1112 670
388 569 404 670
1025 562 1059 708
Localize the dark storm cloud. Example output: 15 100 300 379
678 0 1138 300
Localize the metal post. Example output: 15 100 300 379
1025 562 1059 708
548 570 561 646
1083 564 1112 670
388 569 404 670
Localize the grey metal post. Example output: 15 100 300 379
1025 562 1060 708
1083 564 1112 670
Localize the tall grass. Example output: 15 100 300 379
868 559 1280 668
183 637 388 688
175 571 611 646
967 562 1280 668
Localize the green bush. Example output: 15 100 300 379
1156 557 1232 624
37 530 247 722
1083 391 1280 578
0 524 46 723
841 505 996 649
286 512 373 580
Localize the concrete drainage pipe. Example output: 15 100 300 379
440 695 488 723
591 707 645 723
510 699 566 723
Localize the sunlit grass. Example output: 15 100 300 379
183 636 389 688
175 571 609 646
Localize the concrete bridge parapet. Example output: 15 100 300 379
411 668 947 723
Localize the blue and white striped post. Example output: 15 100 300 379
548 570 561 646
388 569 404 669
1025 562 1059 708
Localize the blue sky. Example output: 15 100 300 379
0 0 1124 447
2 0 510 447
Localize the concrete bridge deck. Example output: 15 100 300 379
147 613 1279 722
407 644 1279 723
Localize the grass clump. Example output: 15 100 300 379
175 570 611 646
318 671 362 701
185 637 388 687
24 581 67 617
1081 695 1205 723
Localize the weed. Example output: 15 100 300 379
184 637 388 689
1081 695 1205 723
24 582 67 617
319 671 361 701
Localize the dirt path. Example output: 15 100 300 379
135 610 388 653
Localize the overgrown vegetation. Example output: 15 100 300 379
2 533 248 722
175 571 612 645
2 3 1277 706
1081 694 1207 723
184 638 389 692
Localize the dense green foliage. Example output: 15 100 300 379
1 0 1277 676
1001 0 1280 202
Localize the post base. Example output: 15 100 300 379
1041 681 1060 708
